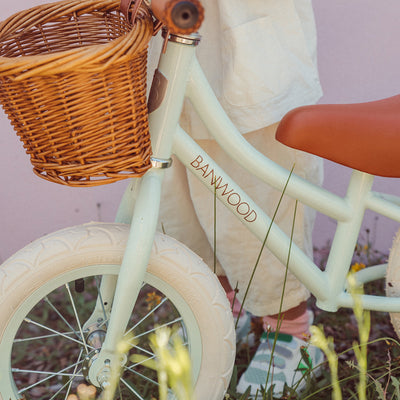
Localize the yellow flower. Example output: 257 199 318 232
145 291 162 310
351 262 366 273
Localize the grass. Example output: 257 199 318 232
227 283 400 399
224 229 400 400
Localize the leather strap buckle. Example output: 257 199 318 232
120 0 143 24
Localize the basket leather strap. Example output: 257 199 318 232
120 0 143 23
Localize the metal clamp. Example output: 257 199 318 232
151 156 173 169
162 28 201 46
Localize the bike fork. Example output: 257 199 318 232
84 32 197 390
86 168 165 389
81 178 142 332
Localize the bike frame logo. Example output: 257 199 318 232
191 155 257 222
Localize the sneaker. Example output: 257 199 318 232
234 310 252 344
236 331 323 397
227 291 252 344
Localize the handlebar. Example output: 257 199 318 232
151 0 204 34
121 0 204 35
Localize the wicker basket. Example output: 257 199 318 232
0 0 154 186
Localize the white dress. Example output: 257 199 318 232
154 0 324 316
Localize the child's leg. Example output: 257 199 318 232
263 301 310 339
220 276 310 339
188 125 321 316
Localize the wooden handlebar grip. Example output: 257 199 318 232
151 0 204 34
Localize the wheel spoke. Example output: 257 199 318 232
14 331 79 343
22 317 94 349
124 361 158 386
15 361 84 394
64 349 84 400
44 296 81 339
65 283 90 354
13 368 83 377
125 297 169 337
127 353 156 370
48 367 84 400
132 317 183 341
120 376 146 400
48 377 79 400
132 343 155 358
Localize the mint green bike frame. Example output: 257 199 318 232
89 31 400 381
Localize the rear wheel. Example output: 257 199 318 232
386 230 400 337
0 223 235 400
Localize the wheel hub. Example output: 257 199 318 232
82 349 100 383
87 328 106 349
82 327 129 389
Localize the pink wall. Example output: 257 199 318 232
0 0 400 263
312 0 400 255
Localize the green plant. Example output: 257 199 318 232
147 327 194 400
308 270 400 400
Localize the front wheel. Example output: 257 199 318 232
0 223 235 400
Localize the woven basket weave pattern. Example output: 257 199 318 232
0 0 153 186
